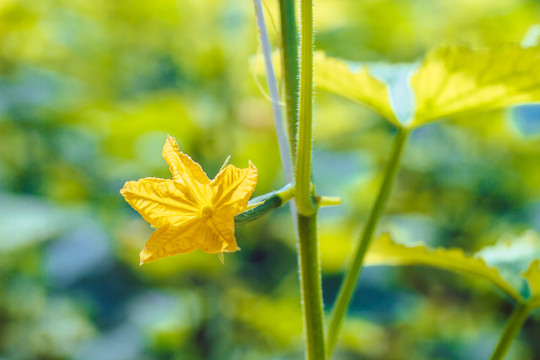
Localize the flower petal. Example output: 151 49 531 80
163 136 210 185
211 161 258 214
121 178 199 228
200 214 239 254
140 220 204 264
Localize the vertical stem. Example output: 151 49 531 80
296 0 315 216
490 303 532 360
293 1 325 359
253 0 294 183
298 213 326 359
326 127 410 357
278 0 299 163
277 0 300 239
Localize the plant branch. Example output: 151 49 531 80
326 127 410 356
490 302 532 360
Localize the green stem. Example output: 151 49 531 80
278 0 299 163
297 213 326 360
292 1 325 358
295 0 316 216
326 127 410 357
490 303 532 360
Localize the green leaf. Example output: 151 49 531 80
314 52 399 127
365 233 522 302
410 44 540 127
475 230 540 292
315 45 540 129
522 260 540 307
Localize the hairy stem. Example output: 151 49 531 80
298 213 326 360
278 0 299 163
235 183 295 225
490 303 532 360
293 1 325 359
326 128 410 356
295 0 315 216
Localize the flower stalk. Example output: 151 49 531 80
235 184 295 225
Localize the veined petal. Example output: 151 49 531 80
140 220 204 264
200 213 238 254
211 161 258 215
163 136 211 185
121 178 199 228
122 137 255 264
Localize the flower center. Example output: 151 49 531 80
199 204 214 219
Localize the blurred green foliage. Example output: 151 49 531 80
1 0 540 359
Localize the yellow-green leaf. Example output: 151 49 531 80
411 44 540 127
315 52 399 127
522 260 540 307
365 233 522 302
475 230 540 288
251 51 398 126
315 45 540 129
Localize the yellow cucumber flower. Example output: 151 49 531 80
120 136 258 264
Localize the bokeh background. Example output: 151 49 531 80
2 0 540 359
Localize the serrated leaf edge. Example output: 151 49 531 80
366 233 523 302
